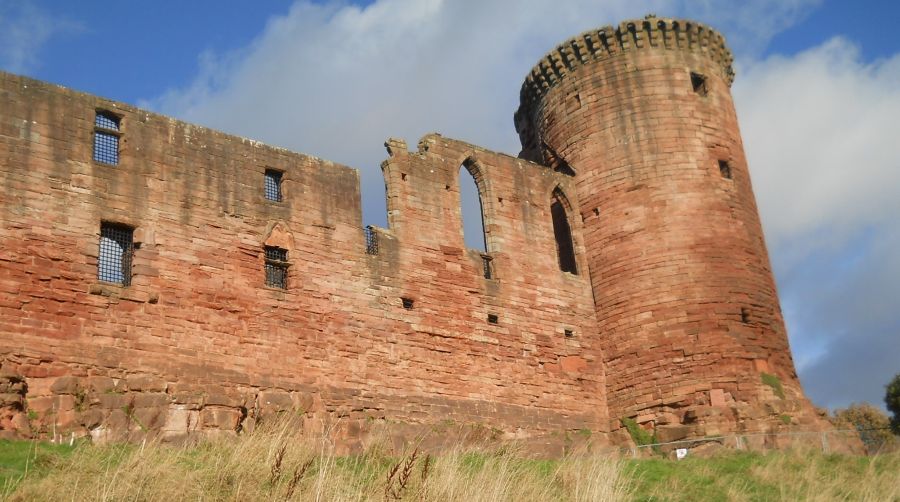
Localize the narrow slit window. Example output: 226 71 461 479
98 223 133 286
264 169 283 202
93 111 120 165
690 71 708 96
551 194 578 275
718 160 732 179
264 246 289 289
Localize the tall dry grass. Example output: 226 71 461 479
4 418 630 502
7 419 899 501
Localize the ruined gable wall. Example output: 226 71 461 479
0 73 608 446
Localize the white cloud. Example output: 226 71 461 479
146 0 898 410
735 40 900 260
0 1 79 73
146 0 821 225
734 40 900 409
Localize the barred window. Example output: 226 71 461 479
98 223 133 285
264 246 288 289
264 169 283 202
93 111 120 165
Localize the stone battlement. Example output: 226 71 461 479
0 16 833 454
517 16 735 125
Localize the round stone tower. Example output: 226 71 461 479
515 16 814 432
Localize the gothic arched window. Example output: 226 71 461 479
551 189 577 274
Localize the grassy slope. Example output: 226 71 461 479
626 451 899 501
1 428 897 501
0 440 75 494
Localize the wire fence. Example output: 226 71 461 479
623 427 894 458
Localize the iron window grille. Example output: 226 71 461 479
264 169 283 202
264 246 289 289
93 111 121 165
481 254 493 279
98 223 134 286
364 226 378 255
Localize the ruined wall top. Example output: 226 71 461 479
516 15 735 123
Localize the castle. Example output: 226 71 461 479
0 16 835 452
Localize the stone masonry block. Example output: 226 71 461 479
125 375 167 393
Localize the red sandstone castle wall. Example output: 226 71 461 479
0 73 607 444
515 18 812 431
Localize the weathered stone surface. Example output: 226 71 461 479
86 377 116 394
0 393 22 407
97 393 132 410
0 15 838 451
655 425 695 444
163 405 199 437
259 391 293 413
200 407 243 431
132 393 170 409
50 376 81 395
126 375 167 393
77 409 105 429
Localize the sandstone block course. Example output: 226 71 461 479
0 15 835 450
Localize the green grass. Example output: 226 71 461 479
1 433 897 501
626 451 778 501
761 372 786 399
626 450 899 502
621 417 656 446
0 439 76 494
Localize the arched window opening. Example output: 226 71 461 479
459 164 487 252
551 193 577 274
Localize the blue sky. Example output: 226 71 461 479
2 0 899 413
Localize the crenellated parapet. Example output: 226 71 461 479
516 15 735 126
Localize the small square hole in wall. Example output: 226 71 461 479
718 160 732 179
690 71 708 96
564 329 574 338
401 297 414 310
487 313 499 325
741 307 750 324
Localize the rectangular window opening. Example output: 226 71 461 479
564 329 574 338
93 111 121 165
98 223 133 286
741 307 750 324
690 71 708 96
264 169 283 202
718 160 732 179
264 246 289 289
401 297 414 310
487 313 499 325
